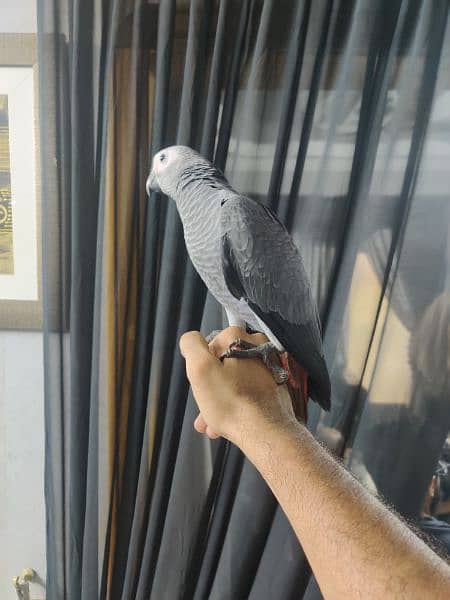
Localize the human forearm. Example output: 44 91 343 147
238 417 450 599
180 328 450 599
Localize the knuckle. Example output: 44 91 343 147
221 325 244 342
208 337 224 357
211 326 246 354
250 332 268 344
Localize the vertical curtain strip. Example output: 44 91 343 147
280 0 334 229
68 0 98 597
38 0 70 595
214 0 252 168
267 0 312 214
134 0 214 595
82 0 125 594
108 2 177 596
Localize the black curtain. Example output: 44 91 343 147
38 1 450 598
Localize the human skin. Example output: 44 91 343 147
179 327 450 599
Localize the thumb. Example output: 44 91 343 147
179 331 221 383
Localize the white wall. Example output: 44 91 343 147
0 1 37 33
0 331 46 600
0 4 45 599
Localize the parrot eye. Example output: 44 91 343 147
159 153 167 163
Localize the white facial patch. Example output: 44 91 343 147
152 149 171 175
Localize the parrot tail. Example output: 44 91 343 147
280 353 308 423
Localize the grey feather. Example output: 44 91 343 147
220 196 322 348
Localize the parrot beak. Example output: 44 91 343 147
146 170 160 195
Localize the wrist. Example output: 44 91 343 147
229 398 306 455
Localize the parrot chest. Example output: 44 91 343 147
184 225 229 302
183 217 259 328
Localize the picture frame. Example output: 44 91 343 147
0 34 42 330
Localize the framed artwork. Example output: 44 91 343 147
0 34 42 329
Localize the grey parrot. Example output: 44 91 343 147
146 146 331 415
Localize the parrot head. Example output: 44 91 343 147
146 145 229 200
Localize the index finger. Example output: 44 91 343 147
179 331 222 383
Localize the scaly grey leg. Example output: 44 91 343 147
220 339 289 385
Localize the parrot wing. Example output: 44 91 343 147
220 195 331 410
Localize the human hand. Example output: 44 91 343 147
179 327 296 446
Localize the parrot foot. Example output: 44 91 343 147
205 330 223 344
220 339 289 385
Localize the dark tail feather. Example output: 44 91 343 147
308 354 331 411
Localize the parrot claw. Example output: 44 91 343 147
219 339 289 385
